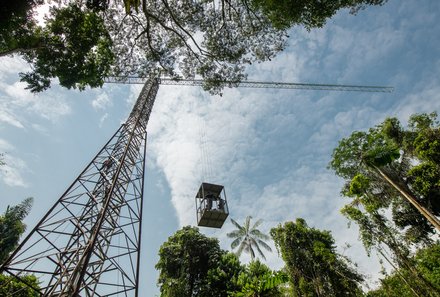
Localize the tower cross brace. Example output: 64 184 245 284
0 78 159 296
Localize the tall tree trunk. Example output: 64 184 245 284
370 210 440 296
377 250 419 297
376 248 422 297
373 165 440 231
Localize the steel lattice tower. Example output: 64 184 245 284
0 78 159 296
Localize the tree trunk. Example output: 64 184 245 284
376 248 422 297
372 210 440 296
373 165 440 232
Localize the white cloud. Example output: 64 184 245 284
33 95 71 121
134 2 440 290
0 139 28 187
0 56 30 81
92 93 112 110
396 82 440 121
0 139 14 151
0 107 24 129
99 113 109 127
0 80 71 125
147 84 276 227
31 123 49 135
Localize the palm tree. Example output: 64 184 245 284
227 216 272 261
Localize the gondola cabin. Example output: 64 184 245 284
195 182 229 228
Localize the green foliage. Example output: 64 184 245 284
0 274 40 297
19 4 114 92
330 113 440 244
331 112 440 295
414 129 440 165
0 198 38 295
227 216 272 261
416 243 440 289
2 0 390 94
0 198 33 264
348 174 370 196
205 252 244 296
408 162 440 198
329 127 400 179
86 0 109 12
155 226 242 297
250 0 388 30
232 260 287 297
270 218 364 296
367 243 440 297
382 117 404 144
0 0 42 55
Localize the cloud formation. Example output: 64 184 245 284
139 0 440 288
0 139 28 187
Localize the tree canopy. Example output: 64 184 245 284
155 226 242 296
329 112 440 241
0 197 33 264
9 4 115 92
0 274 40 297
270 218 364 297
232 260 287 297
155 226 291 296
1 0 286 94
1 0 388 94
250 0 388 30
0 0 42 56
367 243 440 297
0 198 38 296
330 112 440 296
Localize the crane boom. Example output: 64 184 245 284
104 76 394 93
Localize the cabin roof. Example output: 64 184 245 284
195 182 224 198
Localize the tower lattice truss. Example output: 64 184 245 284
1 79 159 296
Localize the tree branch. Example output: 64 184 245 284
160 0 211 56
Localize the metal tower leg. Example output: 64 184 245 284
0 78 159 296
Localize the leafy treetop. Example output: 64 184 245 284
0 197 34 264
330 112 440 242
2 0 389 94
270 218 364 296
251 0 388 30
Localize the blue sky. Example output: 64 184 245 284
1 0 440 295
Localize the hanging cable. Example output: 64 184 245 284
198 114 215 182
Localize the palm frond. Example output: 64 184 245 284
236 241 247 258
231 237 242 250
257 238 272 252
227 230 244 238
250 238 267 261
251 218 263 230
230 218 244 231
250 229 270 240
244 216 252 232
248 245 255 260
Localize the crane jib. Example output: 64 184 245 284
104 76 394 93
